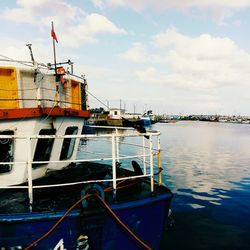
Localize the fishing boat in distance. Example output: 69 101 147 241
0 46 173 249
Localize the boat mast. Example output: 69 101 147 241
51 21 57 76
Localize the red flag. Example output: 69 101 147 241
51 23 58 43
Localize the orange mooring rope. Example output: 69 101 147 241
24 193 92 250
94 193 153 250
24 181 153 250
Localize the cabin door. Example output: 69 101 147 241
70 80 81 110
0 67 19 109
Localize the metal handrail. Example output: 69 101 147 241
0 128 162 211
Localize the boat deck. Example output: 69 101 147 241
0 162 172 215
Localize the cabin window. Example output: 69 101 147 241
0 130 14 174
114 111 118 115
33 129 56 168
60 127 78 160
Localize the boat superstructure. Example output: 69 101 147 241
0 55 173 250
0 61 89 186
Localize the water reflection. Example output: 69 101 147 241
80 122 250 248
81 121 250 212
157 121 250 208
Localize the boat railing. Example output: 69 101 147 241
0 127 163 211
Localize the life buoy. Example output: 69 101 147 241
81 184 105 208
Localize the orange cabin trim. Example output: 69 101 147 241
0 107 90 120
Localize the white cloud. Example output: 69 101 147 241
2 0 74 24
92 0 250 24
120 43 147 63
123 28 250 91
94 0 250 10
119 43 165 63
91 0 105 9
0 38 56 62
1 0 126 48
61 13 127 47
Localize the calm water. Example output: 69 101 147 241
158 121 250 250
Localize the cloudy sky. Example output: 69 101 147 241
1 0 250 115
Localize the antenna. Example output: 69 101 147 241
26 44 35 64
26 44 38 84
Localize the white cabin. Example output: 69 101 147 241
108 108 125 120
0 64 90 186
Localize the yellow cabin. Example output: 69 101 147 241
0 67 19 109
0 65 88 113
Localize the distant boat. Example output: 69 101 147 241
218 119 228 123
159 118 180 123
241 120 250 124
140 113 152 126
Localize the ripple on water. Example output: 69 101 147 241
155 122 250 249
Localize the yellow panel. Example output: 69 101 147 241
0 67 19 109
70 80 81 110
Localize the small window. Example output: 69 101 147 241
0 130 14 174
33 129 56 168
114 111 118 115
60 127 78 160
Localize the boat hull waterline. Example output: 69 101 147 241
0 190 172 249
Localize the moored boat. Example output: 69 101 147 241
140 113 152 126
0 47 173 249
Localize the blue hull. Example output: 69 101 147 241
0 192 172 249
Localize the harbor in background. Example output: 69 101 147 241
89 106 250 126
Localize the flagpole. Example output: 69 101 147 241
51 21 57 75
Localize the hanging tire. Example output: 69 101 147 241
81 184 105 208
